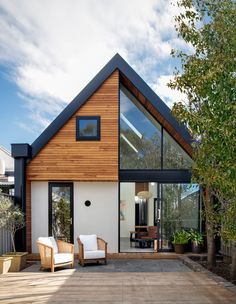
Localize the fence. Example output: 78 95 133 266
0 228 12 255
0 193 14 255
221 242 232 260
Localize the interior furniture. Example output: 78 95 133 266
37 237 74 272
130 226 158 251
135 238 154 248
77 234 107 267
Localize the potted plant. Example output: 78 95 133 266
0 256 13 274
172 230 190 254
189 229 204 253
0 192 27 271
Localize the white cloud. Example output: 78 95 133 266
151 75 186 109
0 0 189 135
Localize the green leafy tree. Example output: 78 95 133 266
0 191 25 253
168 0 236 272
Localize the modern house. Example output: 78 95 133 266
12 54 201 254
0 146 14 195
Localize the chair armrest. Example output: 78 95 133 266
37 241 54 254
97 238 107 251
37 241 54 267
57 240 74 254
77 238 84 260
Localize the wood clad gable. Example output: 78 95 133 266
27 70 119 181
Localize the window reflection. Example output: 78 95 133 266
163 130 192 169
120 85 162 169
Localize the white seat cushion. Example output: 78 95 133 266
54 253 73 264
84 250 105 259
79 235 97 251
38 237 58 253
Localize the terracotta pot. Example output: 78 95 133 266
0 257 13 274
173 244 185 254
2 252 28 272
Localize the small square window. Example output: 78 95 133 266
76 116 100 141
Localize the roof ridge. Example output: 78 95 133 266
28 53 191 158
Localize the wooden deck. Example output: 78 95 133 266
0 262 235 303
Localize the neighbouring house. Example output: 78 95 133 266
12 54 202 254
0 146 14 195
0 146 14 254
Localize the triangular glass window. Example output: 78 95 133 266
120 84 162 169
163 129 192 169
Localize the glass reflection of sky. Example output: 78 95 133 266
120 87 161 140
181 184 200 199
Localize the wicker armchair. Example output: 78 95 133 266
77 235 107 267
37 237 74 272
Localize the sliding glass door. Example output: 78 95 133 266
119 182 201 252
119 182 159 252
49 183 73 243
160 183 200 250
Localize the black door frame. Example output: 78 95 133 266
48 182 74 243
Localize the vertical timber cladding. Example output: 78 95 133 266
27 70 119 181
26 70 119 252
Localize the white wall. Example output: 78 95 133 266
148 183 157 226
0 147 14 172
31 182 48 253
74 182 118 253
31 181 118 253
120 183 135 238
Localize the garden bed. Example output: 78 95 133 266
188 255 235 285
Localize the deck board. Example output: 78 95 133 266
0 262 235 303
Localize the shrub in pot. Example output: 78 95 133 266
189 229 204 253
172 230 190 254
0 192 27 272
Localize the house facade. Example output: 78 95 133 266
0 146 14 195
12 54 201 254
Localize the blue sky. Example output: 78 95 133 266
0 0 189 152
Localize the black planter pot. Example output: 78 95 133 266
191 241 201 253
173 244 185 254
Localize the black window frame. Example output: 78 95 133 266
48 182 74 243
76 116 101 141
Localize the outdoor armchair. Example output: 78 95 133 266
77 234 107 266
37 237 74 272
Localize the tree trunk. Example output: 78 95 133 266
206 230 216 270
11 232 16 253
231 241 236 282
204 187 216 270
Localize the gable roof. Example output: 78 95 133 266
31 53 192 158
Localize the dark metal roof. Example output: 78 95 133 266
31 53 192 158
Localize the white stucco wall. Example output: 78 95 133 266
31 181 119 253
0 147 14 172
74 182 118 253
148 183 157 226
31 182 48 253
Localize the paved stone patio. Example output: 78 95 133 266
0 259 235 303
24 259 192 273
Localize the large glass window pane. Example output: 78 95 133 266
120 85 162 169
161 183 200 250
49 184 73 242
120 182 158 252
163 130 192 169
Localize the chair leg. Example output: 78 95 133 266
51 265 55 272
